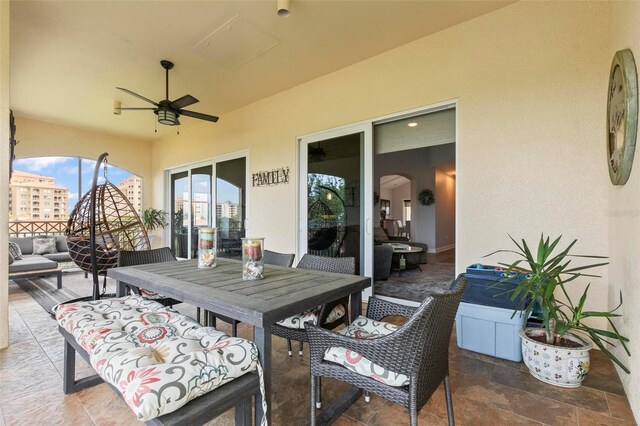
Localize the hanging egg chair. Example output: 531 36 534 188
307 198 339 254
65 152 149 300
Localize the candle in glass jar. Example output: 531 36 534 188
241 237 264 280
243 240 263 260
199 228 214 249
198 227 217 269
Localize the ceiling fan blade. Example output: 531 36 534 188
118 107 157 110
179 109 219 123
116 87 159 106
170 94 199 109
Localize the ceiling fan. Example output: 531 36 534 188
115 60 219 126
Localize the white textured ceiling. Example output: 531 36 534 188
10 1 513 141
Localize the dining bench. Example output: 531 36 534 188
55 295 264 425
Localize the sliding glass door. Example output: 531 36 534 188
168 154 246 260
170 171 189 258
216 157 246 258
299 124 373 296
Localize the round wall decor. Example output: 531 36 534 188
607 48 638 185
418 189 435 206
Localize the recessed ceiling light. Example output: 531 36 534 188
408 122 418 127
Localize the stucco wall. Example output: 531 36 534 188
13 116 154 209
0 0 10 349
608 0 640 418
152 1 609 332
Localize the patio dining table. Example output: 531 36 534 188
108 257 371 425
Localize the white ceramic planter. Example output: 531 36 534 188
520 328 592 388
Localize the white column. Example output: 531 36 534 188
0 0 10 349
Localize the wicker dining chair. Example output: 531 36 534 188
272 254 355 359
209 249 296 336
117 247 183 308
263 249 295 267
306 276 466 426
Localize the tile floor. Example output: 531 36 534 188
0 276 636 426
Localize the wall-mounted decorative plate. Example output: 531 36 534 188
607 49 638 185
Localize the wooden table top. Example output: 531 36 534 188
108 258 371 327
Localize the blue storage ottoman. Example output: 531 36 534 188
454 267 529 362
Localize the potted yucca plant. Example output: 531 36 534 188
486 234 630 387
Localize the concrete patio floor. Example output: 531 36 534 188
0 274 635 425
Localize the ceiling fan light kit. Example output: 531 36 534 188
157 109 178 126
115 60 219 129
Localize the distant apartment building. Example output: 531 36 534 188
117 175 143 214
9 171 69 221
216 201 239 219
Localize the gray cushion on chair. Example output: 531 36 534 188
54 236 69 253
10 237 33 255
373 227 389 243
43 252 73 263
33 237 58 255
8 241 23 260
9 255 58 273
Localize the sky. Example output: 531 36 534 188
13 156 240 214
13 156 134 213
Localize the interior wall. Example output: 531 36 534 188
375 144 454 249
390 182 410 223
13 116 154 209
607 1 640 418
152 2 610 325
435 169 456 251
0 0 10 349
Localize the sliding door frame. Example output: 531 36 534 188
164 150 249 258
298 122 374 298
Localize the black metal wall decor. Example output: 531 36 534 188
252 166 290 187
65 152 149 300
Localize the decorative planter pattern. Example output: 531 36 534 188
520 328 592 388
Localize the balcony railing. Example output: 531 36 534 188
8 220 68 237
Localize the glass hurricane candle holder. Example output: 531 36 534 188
242 237 264 280
198 227 217 269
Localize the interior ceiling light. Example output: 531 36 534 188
408 122 418 127
277 0 290 16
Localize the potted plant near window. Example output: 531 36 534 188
141 208 168 247
487 234 630 388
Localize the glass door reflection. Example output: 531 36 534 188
170 171 189 258
216 157 246 259
190 165 213 259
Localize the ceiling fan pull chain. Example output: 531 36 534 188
154 118 158 133
177 125 180 135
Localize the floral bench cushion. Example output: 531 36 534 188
138 288 165 300
323 316 409 387
56 296 260 422
276 304 346 329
